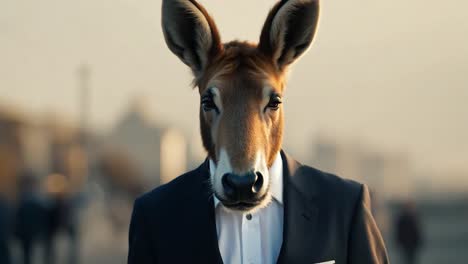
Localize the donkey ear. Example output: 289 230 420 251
162 0 222 75
258 0 320 70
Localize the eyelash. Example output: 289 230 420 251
266 96 282 111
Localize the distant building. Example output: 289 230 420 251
0 107 25 200
102 100 187 190
310 135 412 200
20 121 51 178
0 106 86 198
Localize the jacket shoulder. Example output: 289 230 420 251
294 164 364 207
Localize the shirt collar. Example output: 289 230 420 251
210 152 283 208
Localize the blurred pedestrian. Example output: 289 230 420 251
0 195 12 264
395 200 424 264
14 170 46 264
43 173 81 264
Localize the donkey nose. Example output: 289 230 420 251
222 171 264 201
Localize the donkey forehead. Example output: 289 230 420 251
198 42 284 93
210 76 276 103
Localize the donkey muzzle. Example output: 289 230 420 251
221 171 265 205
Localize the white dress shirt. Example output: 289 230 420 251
210 152 284 264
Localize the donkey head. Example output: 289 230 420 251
162 0 320 211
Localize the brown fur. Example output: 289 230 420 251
198 41 285 171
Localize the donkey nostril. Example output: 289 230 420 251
222 173 235 197
252 171 264 193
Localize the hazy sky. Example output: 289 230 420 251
1 0 467 176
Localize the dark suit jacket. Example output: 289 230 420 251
128 151 389 263
0 198 11 264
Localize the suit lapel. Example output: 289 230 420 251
277 151 321 263
187 160 224 263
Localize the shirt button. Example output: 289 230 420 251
246 213 252 220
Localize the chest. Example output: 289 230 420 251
215 203 284 264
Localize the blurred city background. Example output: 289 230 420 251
1 0 467 263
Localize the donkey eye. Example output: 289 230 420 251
266 96 282 111
202 97 218 112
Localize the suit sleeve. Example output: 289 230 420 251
128 198 156 264
348 184 389 264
